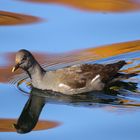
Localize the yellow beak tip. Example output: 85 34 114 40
11 124 15 129
12 67 15 72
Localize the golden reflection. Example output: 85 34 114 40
85 40 140 59
0 11 41 26
24 0 140 12
1 40 140 83
121 64 140 74
0 118 59 132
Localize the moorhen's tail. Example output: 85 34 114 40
108 72 138 84
101 60 127 82
115 60 127 69
106 60 126 71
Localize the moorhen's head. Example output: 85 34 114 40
13 123 32 134
12 49 35 72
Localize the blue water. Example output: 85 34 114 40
1 0 140 139
1 0 140 53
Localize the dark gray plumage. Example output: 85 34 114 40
12 49 128 95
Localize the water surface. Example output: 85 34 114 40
1 0 140 140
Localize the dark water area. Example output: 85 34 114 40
1 0 140 140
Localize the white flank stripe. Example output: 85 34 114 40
91 74 100 84
59 83 70 89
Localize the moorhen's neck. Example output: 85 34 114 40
26 59 46 79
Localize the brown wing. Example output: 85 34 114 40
60 64 104 89
60 61 126 89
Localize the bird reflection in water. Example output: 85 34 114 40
13 92 46 134
14 78 140 134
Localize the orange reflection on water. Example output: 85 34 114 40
0 118 59 132
122 64 140 74
85 40 140 59
24 0 140 12
1 40 140 83
0 11 41 26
